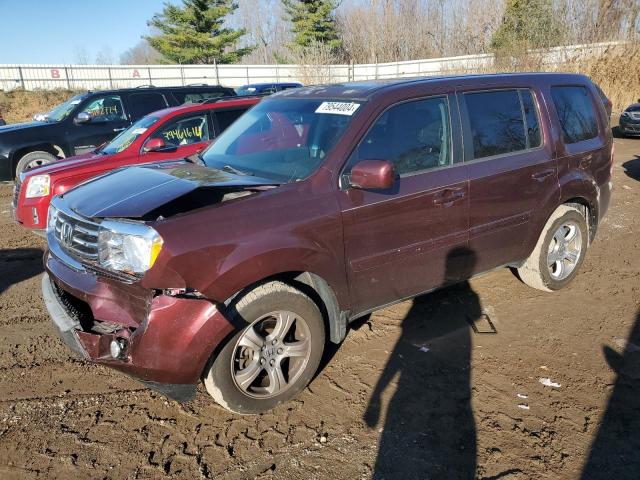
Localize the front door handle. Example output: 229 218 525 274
113 127 126 132
531 169 555 181
433 188 466 206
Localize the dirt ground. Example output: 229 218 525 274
0 137 638 480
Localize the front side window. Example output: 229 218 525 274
551 86 599 144
202 98 359 183
82 95 126 123
149 114 210 147
345 96 451 177
101 115 160 155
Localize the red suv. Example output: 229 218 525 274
13 97 260 232
42 74 613 413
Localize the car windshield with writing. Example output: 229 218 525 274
201 98 361 183
100 115 161 155
46 94 86 122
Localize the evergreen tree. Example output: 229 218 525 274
282 0 341 50
491 0 564 52
146 0 253 64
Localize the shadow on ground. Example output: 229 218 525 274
581 309 640 479
0 248 44 295
622 157 640 181
363 248 482 479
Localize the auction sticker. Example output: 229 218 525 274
315 102 360 116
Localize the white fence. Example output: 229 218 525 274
0 41 622 91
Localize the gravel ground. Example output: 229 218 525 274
0 137 638 479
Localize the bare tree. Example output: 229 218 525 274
120 40 163 65
95 46 115 65
233 0 291 64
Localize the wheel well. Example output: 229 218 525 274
223 271 347 345
11 144 60 176
563 197 596 244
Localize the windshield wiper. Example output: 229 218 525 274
222 164 254 176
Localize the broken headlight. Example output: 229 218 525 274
97 220 163 276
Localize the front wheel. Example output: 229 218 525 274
15 151 56 177
204 281 325 414
517 204 588 292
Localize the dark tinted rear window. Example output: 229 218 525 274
172 89 229 104
128 93 168 120
465 89 534 159
215 108 248 132
551 86 599 144
521 90 541 148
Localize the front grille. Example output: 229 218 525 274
52 207 100 261
631 112 640 121
12 180 21 209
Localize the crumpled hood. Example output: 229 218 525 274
61 160 278 219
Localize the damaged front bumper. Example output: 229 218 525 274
42 254 235 402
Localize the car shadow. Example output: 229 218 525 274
581 309 640 479
364 247 480 479
0 248 44 295
622 157 640 181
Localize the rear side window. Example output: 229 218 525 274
128 93 168 120
346 96 452 177
215 108 247 133
551 86 599 144
173 90 228 104
464 89 541 159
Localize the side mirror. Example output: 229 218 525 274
143 137 169 153
74 112 91 125
350 160 395 190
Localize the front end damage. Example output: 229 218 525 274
40 161 274 401
42 258 235 402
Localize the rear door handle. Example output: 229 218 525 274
531 169 555 181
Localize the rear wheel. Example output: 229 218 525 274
204 281 325 414
15 151 56 177
517 204 588 292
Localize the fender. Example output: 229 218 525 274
522 169 598 259
202 242 349 315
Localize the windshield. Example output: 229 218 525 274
101 115 160 155
201 98 361 183
235 86 257 96
46 94 86 122
626 105 640 112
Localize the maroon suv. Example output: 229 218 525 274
42 73 613 413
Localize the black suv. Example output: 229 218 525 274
0 85 235 180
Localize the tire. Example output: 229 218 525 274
204 281 325 414
15 151 56 177
517 204 588 292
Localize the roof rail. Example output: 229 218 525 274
198 94 267 105
186 83 210 86
136 84 156 88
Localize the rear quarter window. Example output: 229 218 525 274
551 86 599 144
